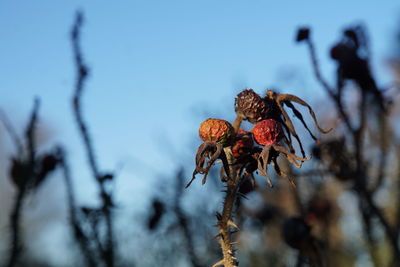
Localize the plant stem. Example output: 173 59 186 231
216 148 240 267
233 116 243 132
7 185 27 267
218 185 238 267
71 11 114 267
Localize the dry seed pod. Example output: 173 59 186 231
188 118 234 187
235 89 269 124
199 118 234 145
232 129 254 158
252 119 283 146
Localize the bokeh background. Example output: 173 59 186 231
1 1 400 266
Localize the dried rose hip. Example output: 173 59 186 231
235 89 269 124
199 118 234 145
252 119 283 146
232 129 254 158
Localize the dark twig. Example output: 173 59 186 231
7 99 40 267
174 169 204 267
71 11 114 267
58 147 97 266
0 110 23 155
396 145 400 230
299 27 400 263
302 34 354 132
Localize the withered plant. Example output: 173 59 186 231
1 99 61 267
1 11 118 267
297 25 400 265
186 87 331 266
69 11 116 267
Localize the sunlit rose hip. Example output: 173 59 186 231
252 119 283 146
199 118 234 145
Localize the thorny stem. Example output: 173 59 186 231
216 147 240 267
71 11 114 267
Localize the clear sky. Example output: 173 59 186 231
0 0 399 264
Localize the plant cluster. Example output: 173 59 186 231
189 89 330 189
186 88 331 266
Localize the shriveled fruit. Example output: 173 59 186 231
199 118 234 145
235 89 268 124
232 129 254 158
252 119 283 146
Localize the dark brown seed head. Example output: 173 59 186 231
235 89 268 124
296 27 310 42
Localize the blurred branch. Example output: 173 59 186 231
298 27 400 264
396 144 400 230
71 10 115 267
58 147 97 266
300 30 353 132
0 109 23 155
174 169 204 267
7 98 40 267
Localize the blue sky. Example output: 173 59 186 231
0 0 399 263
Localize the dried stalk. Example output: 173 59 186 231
0 110 23 155
174 169 204 267
6 99 40 267
7 186 27 267
300 28 400 263
58 147 97 266
71 11 114 267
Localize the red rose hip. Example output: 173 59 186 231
252 119 283 146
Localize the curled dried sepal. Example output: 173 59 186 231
187 141 226 188
257 144 311 187
235 89 269 124
273 144 312 168
199 118 234 145
276 93 332 134
264 89 332 157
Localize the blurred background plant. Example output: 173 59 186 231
1 1 400 267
